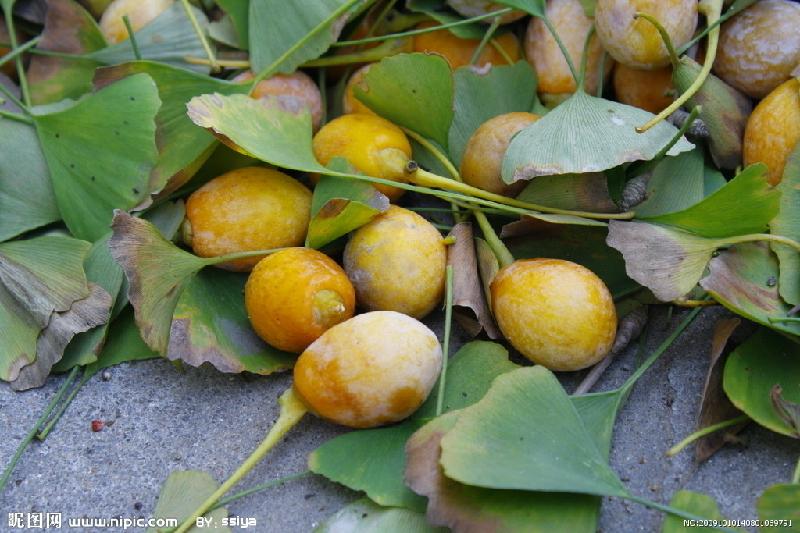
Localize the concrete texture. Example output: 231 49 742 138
1 306 798 532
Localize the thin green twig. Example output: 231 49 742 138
122 15 142 60
666 414 749 457
0 107 32 124
332 7 512 47
213 471 311 510
2 4 30 106
469 15 501 66
36 368 93 441
435 265 455 417
542 16 578 87
180 0 218 71
1 367 80 492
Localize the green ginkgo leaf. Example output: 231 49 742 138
149 471 231 533
94 61 249 196
770 143 800 306
89 2 211 72
33 73 160 241
723 328 800 437
355 53 454 150
306 174 390 250
248 0 364 74
187 93 325 173
439 366 629 497
757 484 800 532
448 61 539 166
501 91 693 183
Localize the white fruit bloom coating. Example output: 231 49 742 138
293 311 443 428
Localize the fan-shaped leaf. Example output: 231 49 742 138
501 91 693 183
440 366 628 497
33 73 160 241
770 144 800 306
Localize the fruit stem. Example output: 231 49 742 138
718 233 800 254
489 39 515 65
678 0 754 54
0 38 40 107
173 388 308 533
36 367 93 441
303 37 410 67
576 26 596 92
410 167 634 220
469 15 501 66
542 15 580 88
180 0 219 72
596 51 608 97
671 298 718 308
1 367 80 493
203 247 289 265
625 494 738 533
636 0 723 133
213 471 311 510
633 13 680 69
122 15 142 60
2 2 30 106
331 7 513 47
473 210 514 268
435 265 455 417
0 107 32 124
184 56 250 69
665 414 749 457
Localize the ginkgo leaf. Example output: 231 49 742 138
109 211 208 354
33 73 160 241
94 61 249 196
607 221 717 302
501 91 693 183
440 366 629 497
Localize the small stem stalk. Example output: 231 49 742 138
636 0 723 133
1 367 80 492
469 16 500 66
3 4 30 106
122 15 142 60
173 388 307 533
36 368 93 441
666 414 750 457
542 16 579 88
180 0 218 71
435 266 454 417
474 210 513 268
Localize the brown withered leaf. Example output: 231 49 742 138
771 385 800 437
12 283 111 390
448 223 500 340
108 211 209 354
475 238 499 308
27 0 106 105
695 317 749 462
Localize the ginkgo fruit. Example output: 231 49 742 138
713 0 800 98
183 167 312 271
613 64 674 113
525 0 612 99
312 113 412 201
412 21 520 70
234 70 324 132
245 248 355 353
595 0 697 69
294 311 442 428
344 206 447 319
743 78 800 186
460 112 540 196
491 258 617 371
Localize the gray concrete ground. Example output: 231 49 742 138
1 306 798 532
